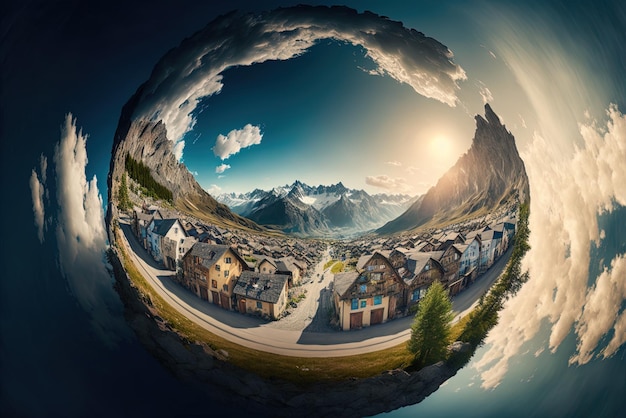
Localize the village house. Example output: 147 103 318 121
181 243 248 310
437 245 463 296
389 249 445 310
333 252 404 331
146 218 187 270
480 228 503 270
254 255 306 287
458 236 481 285
132 207 157 249
233 271 289 320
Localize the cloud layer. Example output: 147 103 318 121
133 5 466 159
30 114 129 346
365 174 410 193
29 155 47 243
474 105 626 388
213 124 263 161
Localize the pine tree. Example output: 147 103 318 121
118 172 131 211
407 280 454 366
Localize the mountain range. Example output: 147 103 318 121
108 96 527 241
377 103 530 234
216 181 414 236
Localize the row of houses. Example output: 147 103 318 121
179 242 296 319
129 205 317 320
332 221 516 331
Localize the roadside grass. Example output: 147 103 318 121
114 225 412 385
330 261 344 274
450 313 472 342
323 259 336 270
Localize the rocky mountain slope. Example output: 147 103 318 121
377 104 529 235
106 87 262 233
217 181 414 236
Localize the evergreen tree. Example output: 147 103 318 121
407 280 454 366
118 172 131 211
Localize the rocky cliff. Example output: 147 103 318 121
378 104 529 235
106 86 262 236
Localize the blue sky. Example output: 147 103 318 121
4 1 626 416
183 39 475 195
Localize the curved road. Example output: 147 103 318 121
118 219 511 357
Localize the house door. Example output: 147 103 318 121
199 286 208 301
238 299 247 314
350 312 363 330
211 291 220 306
370 308 384 325
388 296 397 319
220 293 230 310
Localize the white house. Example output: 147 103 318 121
457 236 481 277
147 218 188 270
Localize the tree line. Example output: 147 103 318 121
125 154 173 203
407 202 531 368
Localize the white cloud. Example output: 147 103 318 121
40 153 47 183
215 163 231 174
51 113 129 347
478 81 493 104
386 160 402 167
133 6 466 160
29 168 45 243
406 165 422 175
172 139 185 161
365 174 410 192
213 124 262 160
474 105 626 389
207 184 222 195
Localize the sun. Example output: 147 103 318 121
429 134 452 157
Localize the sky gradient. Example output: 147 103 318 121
3 1 626 416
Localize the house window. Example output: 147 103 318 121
454 253 459 260
215 264 220 271
224 270 229 277
374 295 382 305
412 289 420 301
223 284 228 292
360 300 366 308
211 280 217 288
174 227 178 234
225 257 232 264
359 284 367 293
367 265 374 271
371 273 381 281
351 299 358 310
256 301 262 309
424 264 430 271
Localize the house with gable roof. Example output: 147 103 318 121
181 242 248 310
389 249 445 310
458 236 481 284
233 271 289 320
333 251 404 331
146 218 187 270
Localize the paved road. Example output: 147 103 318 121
117 219 511 357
